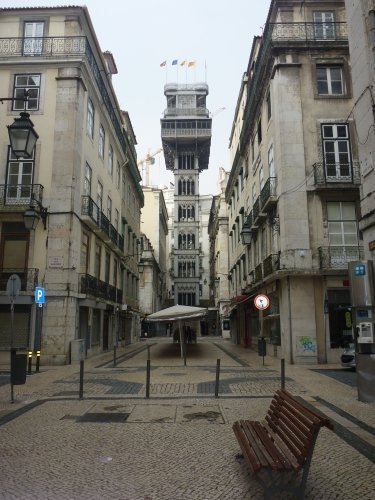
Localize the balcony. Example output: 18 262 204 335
260 177 277 213
81 196 123 253
0 184 44 210
313 162 361 188
318 246 364 270
269 22 348 43
161 127 211 139
79 273 122 303
0 268 38 292
163 108 209 118
263 253 280 277
0 36 86 58
255 263 263 282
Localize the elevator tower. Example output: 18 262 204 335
161 83 212 305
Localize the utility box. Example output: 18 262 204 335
11 351 27 385
71 339 86 362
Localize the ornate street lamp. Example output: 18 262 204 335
7 111 39 159
23 199 48 230
240 226 252 245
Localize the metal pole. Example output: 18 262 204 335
215 359 221 397
27 351 32 374
260 308 265 366
35 350 40 373
146 359 151 398
147 345 150 361
183 338 187 366
281 358 285 389
79 359 84 399
113 345 117 367
10 302 14 403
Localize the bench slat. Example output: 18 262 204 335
240 421 272 467
251 421 293 470
233 421 262 474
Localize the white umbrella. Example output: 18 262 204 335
145 304 207 358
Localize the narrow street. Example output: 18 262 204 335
0 337 374 499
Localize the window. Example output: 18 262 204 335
105 251 110 283
13 74 40 110
23 21 44 55
81 232 90 273
107 196 112 221
108 145 113 177
84 163 92 196
115 161 121 189
257 119 262 144
327 202 358 247
178 153 195 170
322 123 351 180
99 125 105 158
97 181 103 209
314 11 335 40
87 98 94 138
317 66 344 95
259 165 265 191
266 91 271 121
6 150 34 202
94 241 101 279
114 209 119 231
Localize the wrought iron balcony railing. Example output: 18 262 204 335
0 36 86 57
163 107 209 117
318 246 364 269
255 263 263 282
81 196 124 252
0 184 44 208
260 177 277 211
313 162 361 185
263 253 280 277
79 273 122 303
0 268 38 292
270 22 348 43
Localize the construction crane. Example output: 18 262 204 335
137 147 163 186
210 106 226 118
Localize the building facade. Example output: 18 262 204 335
208 168 230 336
0 6 143 364
139 186 168 334
161 83 212 309
227 0 362 364
345 0 375 265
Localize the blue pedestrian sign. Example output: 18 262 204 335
35 287 45 304
354 264 366 276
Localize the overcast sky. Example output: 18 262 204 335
2 0 271 194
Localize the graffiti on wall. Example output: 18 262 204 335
296 335 316 356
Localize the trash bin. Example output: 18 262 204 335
258 337 266 357
70 339 86 362
11 351 27 385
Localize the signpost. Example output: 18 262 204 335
6 274 21 403
254 294 270 365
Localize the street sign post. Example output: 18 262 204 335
35 287 45 305
6 274 22 403
254 294 270 366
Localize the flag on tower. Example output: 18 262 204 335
188 61 196 67
180 60 187 66
172 59 178 65
160 60 167 67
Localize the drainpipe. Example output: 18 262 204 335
287 276 294 364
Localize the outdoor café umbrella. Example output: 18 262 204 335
145 304 207 358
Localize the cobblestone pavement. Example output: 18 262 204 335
0 337 374 499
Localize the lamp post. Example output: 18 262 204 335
1 92 39 159
23 198 48 230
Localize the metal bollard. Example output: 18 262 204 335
146 359 151 399
79 359 84 400
281 358 285 389
215 359 221 397
35 350 41 373
113 345 117 368
27 351 32 374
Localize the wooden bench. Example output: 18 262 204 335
232 389 333 499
